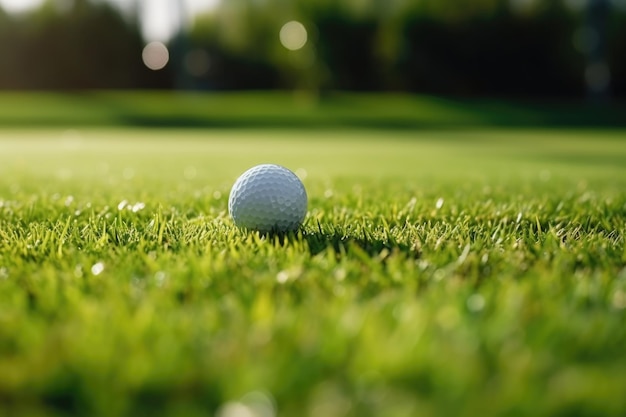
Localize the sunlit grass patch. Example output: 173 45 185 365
0 128 625 417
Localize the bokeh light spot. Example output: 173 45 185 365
184 49 211 77
509 0 535 14
142 41 169 71
279 21 308 51
585 62 611 93
91 262 104 276
612 0 626 12
563 0 587 11
572 26 599 54
467 294 486 312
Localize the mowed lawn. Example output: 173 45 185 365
0 127 625 417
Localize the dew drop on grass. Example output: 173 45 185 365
154 271 167 287
91 262 104 276
118 200 128 211
131 202 145 213
436 198 444 209
276 271 289 284
216 402 257 417
433 269 446 282
467 294 486 312
333 268 346 281
131 276 145 289
240 391 276 417
457 244 471 264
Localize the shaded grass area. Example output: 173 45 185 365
0 91 625 129
0 129 625 417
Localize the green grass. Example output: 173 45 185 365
0 127 625 417
0 91 625 128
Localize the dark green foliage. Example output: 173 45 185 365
0 0 150 89
1 0 626 96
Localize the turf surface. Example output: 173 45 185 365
0 126 625 417
1 91 625 128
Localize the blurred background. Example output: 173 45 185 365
0 0 624 100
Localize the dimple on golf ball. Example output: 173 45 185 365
228 164 307 233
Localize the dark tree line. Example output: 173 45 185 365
1 0 625 98
0 0 162 89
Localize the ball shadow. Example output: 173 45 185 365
262 222 420 261
302 230 420 261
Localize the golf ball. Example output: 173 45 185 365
228 164 307 233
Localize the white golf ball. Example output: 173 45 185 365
228 164 307 233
